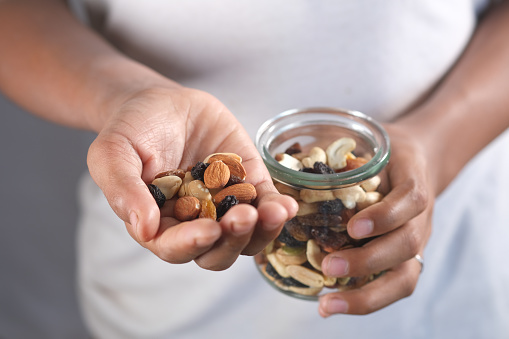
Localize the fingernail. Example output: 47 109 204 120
326 256 349 276
326 298 348 314
351 218 373 238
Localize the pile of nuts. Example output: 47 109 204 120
257 137 384 297
148 153 257 222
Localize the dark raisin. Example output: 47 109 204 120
225 174 245 187
296 213 344 228
318 199 344 215
281 277 309 288
147 184 166 208
191 161 209 181
216 195 239 219
284 142 302 155
300 167 316 173
313 161 335 174
285 218 312 241
277 227 307 247
265 262 282 280
310 227 349 252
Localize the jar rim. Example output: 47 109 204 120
255 107 391 189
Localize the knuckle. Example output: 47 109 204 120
403 226 421 257
407 179 429 211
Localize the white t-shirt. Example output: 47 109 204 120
76 1 509 338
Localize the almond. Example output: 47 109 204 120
213 183 257 205
174 196 201 221
206 154 247 181
203 152 242 164
204 161 230 189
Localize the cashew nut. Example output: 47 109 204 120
152 175 182 200
275 247 307 266
300 189 335 203
326 137 356 170
361 175 381 192
267 252 290 278
286 265 324 288
356 191 383 210
178 171 194 197
306 239 326 271
333 185 366 209
301 146 327 168
276 153 304 171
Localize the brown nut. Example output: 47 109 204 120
213 183 257 205
206 154 247 181
203 152 242 164
174 196 201 222
204 161 230 189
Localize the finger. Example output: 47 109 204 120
322 211 429 278
318 257 421 316
347 178 429 239
87 134 161 242
194 204 258 271
137 217 222 264
241 193 298 255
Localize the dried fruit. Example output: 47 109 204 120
313 161 335 174
147 184 166 208
318 199 344 215
204 160 230 189
310 227 349 252
284 142 302 155
191 161 210 181
277 227 307 247
216 195 239 219
199 199 217 220
174 196 201 221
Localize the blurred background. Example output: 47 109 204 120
0 91 93 338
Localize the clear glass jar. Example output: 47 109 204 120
254 107 391 300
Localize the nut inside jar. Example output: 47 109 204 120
256 137 386 299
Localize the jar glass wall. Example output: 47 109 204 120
254 107 390 300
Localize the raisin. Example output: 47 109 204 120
296 213 344 228
318 199 344 215
216 195 239 219
147 184 166 208
277 227 307 247
313 161 335 174
300 167 316 173
310 227 349 252
284 142 302 155
285 218 312 241
191 161 210 181
225 174 245 187
265 262 283 280
281 277 309 288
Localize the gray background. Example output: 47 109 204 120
0 91 93 338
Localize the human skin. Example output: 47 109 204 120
1 0 509 316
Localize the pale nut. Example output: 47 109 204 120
323 275 337 287
206 154 247 180
356 191 383 210
174 196 201 222
326 137 356 170
151 175 182 200
213 183 257 205
275 153 304 171
300 189 335 203
333 185 366 209
306 239 326 271
286 265 324 288
203 152 242 164
267 252 290 278
274 182 301 200
360 175 381 192
275 247 307 266
188 180 212 201
301 147 327 168
178 171 194 197
296 201 319 216
204 161 230 189
287 285 323 296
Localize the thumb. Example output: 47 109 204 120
87 134 161 242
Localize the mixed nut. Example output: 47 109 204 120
148 152 257 222
257 137 384 298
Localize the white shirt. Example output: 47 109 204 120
75 1 509 338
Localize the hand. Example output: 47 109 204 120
318 122 434 316
87 86 298 271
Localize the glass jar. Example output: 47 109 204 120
254 107 391 300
